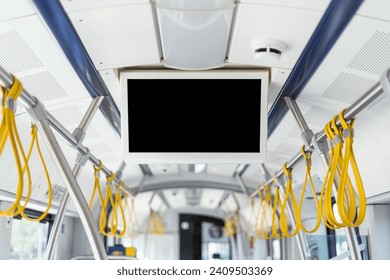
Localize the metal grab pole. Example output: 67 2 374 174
36 118 107 260
259 163 309 259
1 65 108 259
45 97 104 260
285 97 361 260
250 69 390 198
0 65 133 196
314 139 362 260
44 167 77 260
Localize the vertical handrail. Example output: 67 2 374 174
0 65 133 194
44 97 104 260
250 70 390 199
36 118 108 259
285 97 361 260
0 66 107 260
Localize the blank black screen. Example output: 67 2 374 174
127 79 261 153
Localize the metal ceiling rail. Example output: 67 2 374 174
0 65 133 196
0 65 136 259
251 69 390 198
45 96 104 260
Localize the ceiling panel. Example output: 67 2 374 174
357 0 390 22
299 15 390 105
163 189 187 209
239 0 330 11
200 189 225 209
296 14 390 198
149 164 180 176
0 15 91 111
0 0 36 22
59 0 149 12
268 68 291 109
99 69 121 108
228 3 325 68
67 4 161 70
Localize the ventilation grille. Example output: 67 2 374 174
19 71 67 102
304 105 338 128
347 31 390 76
321 72 376 104
285 105 337 139
0 31 43 73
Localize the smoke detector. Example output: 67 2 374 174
253 39 287 64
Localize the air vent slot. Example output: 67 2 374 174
304 105 338 128
0 30 43 73
322 72 376 104
19 71 67 102
347 31 390 76
286 105 337 139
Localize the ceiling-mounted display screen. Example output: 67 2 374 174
121 70 268 163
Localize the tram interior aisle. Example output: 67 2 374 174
1 0 390 261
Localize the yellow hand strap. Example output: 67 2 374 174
1 78 52 221
297 146 321 233
271 186 282 239
254 184 273 240
14 125 53 222
0 78 25 216
254 186 265 239
279 164 301 237
114 184 126 237
99 172 117 236
89 160 103 208
147 210 165 235
320 119 342 229
125 197 140 239
234 210 242 234
337 110 366 227
224 215 236 237
320 110 366 229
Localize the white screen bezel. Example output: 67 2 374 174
121 70 268 163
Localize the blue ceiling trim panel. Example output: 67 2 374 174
32 0 121 136
267 0 364 137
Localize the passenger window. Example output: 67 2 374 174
10 218 50 260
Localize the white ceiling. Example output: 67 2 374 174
66 3 161 70
228 3 326 68
1 0 390 220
